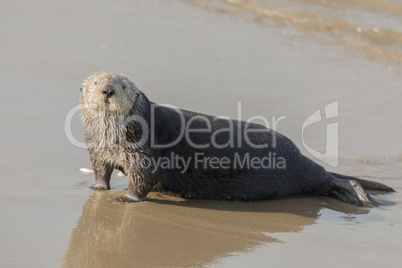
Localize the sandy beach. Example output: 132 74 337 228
0 0 401 267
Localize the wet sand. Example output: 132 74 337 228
0 0 401 267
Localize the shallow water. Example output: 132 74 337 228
188 0 402 63
0 0 401 267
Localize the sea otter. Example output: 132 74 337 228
80 72 394 207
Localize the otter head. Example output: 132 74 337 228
80 72 140 116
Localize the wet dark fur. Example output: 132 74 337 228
83 86 394 207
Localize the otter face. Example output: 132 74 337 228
80 72 140 115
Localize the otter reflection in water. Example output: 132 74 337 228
63 191 368 267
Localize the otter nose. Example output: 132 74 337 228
102 84 115 98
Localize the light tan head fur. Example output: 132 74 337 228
80 72 140 116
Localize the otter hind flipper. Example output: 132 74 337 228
330 172 395 192
327 175 373 207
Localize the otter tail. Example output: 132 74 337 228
327 175 373 207
330 172 395 192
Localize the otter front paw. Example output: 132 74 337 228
90 184 110 190
117 194 147 203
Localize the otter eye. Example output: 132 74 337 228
80 88 82 92
122 85 126 90
94 81 98 85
